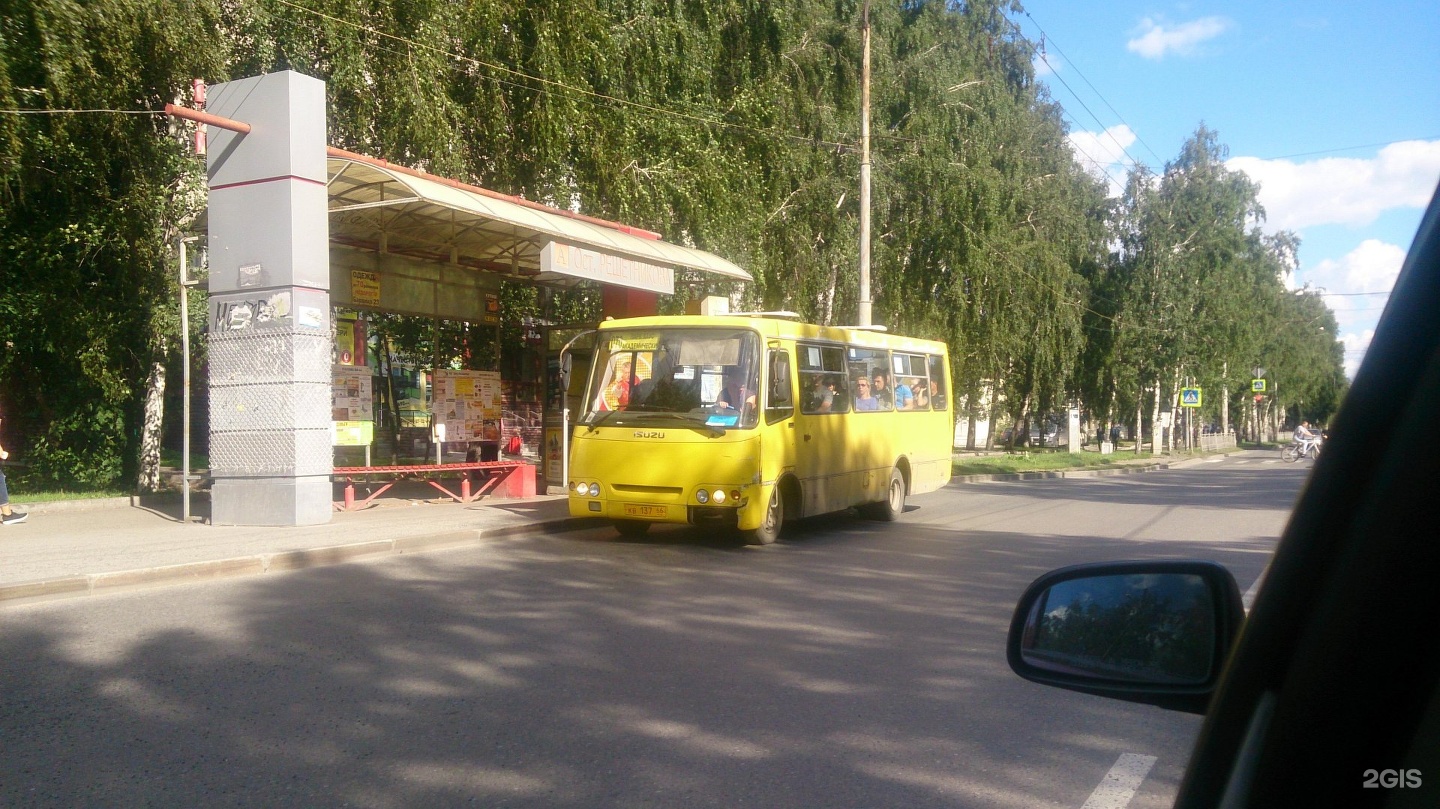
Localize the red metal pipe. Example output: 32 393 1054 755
164 103 251 134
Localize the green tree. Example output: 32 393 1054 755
0 0 225 489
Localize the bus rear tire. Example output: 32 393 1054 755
863 468 905 521
741 487 783 546
613 519 651 537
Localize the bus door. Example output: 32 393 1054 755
795 343 852 515
761 343 798 491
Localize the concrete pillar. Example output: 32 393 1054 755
205 71 332 525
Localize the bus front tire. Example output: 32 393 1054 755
613 519 651 537
863 468 905 521
741 487 784 546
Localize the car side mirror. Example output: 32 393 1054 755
559 352 573 392
1007 560 1245 714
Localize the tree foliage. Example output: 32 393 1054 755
0 0 1349 487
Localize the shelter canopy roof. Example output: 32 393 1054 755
326 152 750 292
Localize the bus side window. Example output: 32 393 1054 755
927 354 949 410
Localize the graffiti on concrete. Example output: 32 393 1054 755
213 291 293 332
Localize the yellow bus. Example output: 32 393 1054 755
564 313 953 544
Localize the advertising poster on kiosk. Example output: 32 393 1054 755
432 369 503 443
332 370 374 446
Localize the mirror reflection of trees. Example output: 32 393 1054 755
1026 574 1214 684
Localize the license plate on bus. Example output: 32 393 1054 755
623 504 668 518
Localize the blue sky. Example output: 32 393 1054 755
1010 0 1440 377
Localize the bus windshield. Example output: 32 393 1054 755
580 327 761 430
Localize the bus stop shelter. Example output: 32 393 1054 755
197 70 748 526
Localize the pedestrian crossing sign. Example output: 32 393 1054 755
1180 387 1203 408
1252 378 1267 392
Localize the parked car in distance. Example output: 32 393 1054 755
1006 183 1440 808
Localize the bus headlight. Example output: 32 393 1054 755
588 483 600 497
573 481 587 495
695 489 709 504
711 489 726 504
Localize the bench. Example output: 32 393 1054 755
332 460 535 512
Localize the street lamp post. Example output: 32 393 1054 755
857 0 872 327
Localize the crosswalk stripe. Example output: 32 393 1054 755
1081 753 1158 809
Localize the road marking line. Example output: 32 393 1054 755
1081 753 1157 809
1243 564 1269 612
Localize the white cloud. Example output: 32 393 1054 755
1127 17 1231 59
1067 125 1137 193
1298 240 1403 377
1228 140 1440 230
1341 329 1375 379
1032 49 1059 78
1300 239 1404 330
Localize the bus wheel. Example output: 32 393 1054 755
864 468 905 521
742 487 783 546
613 520 651 537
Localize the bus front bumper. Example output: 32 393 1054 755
568 484 769 530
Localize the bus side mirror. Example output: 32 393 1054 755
769 354 791 403
559 353 573 392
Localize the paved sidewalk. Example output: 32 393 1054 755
0 490 587 607
0 451 1228 608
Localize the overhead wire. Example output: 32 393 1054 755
0 3 1389 352
1022 11 1165 166
269 0 859 152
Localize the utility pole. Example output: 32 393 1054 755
857 0 873 327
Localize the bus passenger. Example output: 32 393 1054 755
810 376 836 411
599 360 632 411
871 374 893 408
717 367 756 413
911 378 929 409
894 378 915 410
854 378 880 411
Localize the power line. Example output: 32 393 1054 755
271 0 856 152
1035 51 1147 175
0 109 162 115
1022 11 1165 166
1258 137 1440 161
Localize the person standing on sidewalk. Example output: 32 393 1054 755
0 412 28 525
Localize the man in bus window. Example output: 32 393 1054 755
718 367 756 413
809 375 834 412
871 374 893 408
854 378 880 411
894 377 915 410
911 378 929 409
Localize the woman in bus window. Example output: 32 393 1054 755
854 378 880 411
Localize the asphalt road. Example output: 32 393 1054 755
0 452 1304 808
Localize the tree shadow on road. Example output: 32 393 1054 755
1 520 1255 807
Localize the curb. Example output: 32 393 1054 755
11 495 150 514
949 462 1168 484
3 454 1236 608
0 516 599 609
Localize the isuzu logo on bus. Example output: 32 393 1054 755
634 431 666 439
